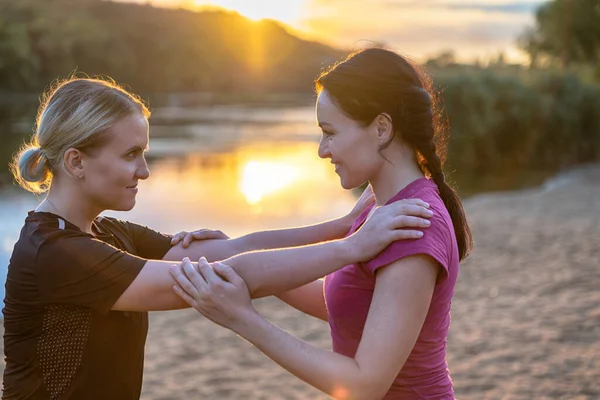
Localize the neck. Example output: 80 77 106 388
36 184 100 235
370 157 425 206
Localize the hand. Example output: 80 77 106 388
170 228 230 248
169 257 255 330
345 199 432 262
342 184 376 227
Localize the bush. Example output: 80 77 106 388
436 70 600 179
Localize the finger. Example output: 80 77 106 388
170 232 187 245
401 198 429 208
181 257 209 291
197 257 223 286
192 229 229 240
182 233 195 248
403 198 430 208
213 262 245 287
390 229 424 241
389 203 434 218
169 262 200 298
360 186 375 200
172 285 199 308
391 215 432 229
362 193 376 203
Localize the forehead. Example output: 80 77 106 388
104 114 149 149
316 90 354 127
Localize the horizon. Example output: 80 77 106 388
114 0 549 64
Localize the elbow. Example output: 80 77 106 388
334 379 389 400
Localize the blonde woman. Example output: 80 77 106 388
2 77 432 399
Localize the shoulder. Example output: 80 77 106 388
9 213 93 278
363 179 457 279
398 179 454 239
98 217 172 259
96 216 133 237
18 212 90 252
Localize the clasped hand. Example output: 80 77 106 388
170 257 254 330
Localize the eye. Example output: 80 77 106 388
126 150 138 159
322 130 334 139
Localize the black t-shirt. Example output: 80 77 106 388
2 212 172 400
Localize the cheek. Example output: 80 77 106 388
91 159 132 185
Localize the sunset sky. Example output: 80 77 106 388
118 0 548 63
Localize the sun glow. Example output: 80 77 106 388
240 161 303 205
194 0 305 25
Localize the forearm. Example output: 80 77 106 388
233 312 373 399
164 218 351 263
236 217 352 253
224 239 354 298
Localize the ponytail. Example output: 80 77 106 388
10 144 53 194
417 141 473 260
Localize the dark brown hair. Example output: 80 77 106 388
316 48 472 260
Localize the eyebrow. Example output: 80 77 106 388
124 144 149 153
318 122 333 129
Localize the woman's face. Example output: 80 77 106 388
316 90 383 189
80 113 150 212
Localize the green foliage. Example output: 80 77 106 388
520 0 600 68
436 69 600 179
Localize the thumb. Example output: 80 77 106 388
213 262 243 286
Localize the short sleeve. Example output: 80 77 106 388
362 213 453 283
35 230 147 314
122 220 172 260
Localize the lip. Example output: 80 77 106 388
126 185 138 193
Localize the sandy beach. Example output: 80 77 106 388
2 165 599 399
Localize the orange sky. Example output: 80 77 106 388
119 0 548 63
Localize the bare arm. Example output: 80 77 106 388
111 260 188 311
114 237 351 312
173 255 439 400
164 186 377 262
163 217 354 263
276 280 328 322
216 201 431 298
113 201 432 312
112 240 350 312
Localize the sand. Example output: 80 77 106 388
2 165 599 399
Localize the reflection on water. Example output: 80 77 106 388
241 160 303 204
0 104 358 300
119 141 355 238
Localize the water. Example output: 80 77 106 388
0 101 564 301
0 103 359 301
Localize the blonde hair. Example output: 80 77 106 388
10 77 150 194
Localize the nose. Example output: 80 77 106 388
136 156 150 180
318 137 331 159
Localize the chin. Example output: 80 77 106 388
337 172 362 190
112 199 136 212
339 178 361 190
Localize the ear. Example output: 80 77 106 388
374 113 394 144
63 148 85 179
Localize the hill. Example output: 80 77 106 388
0 0 345 94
